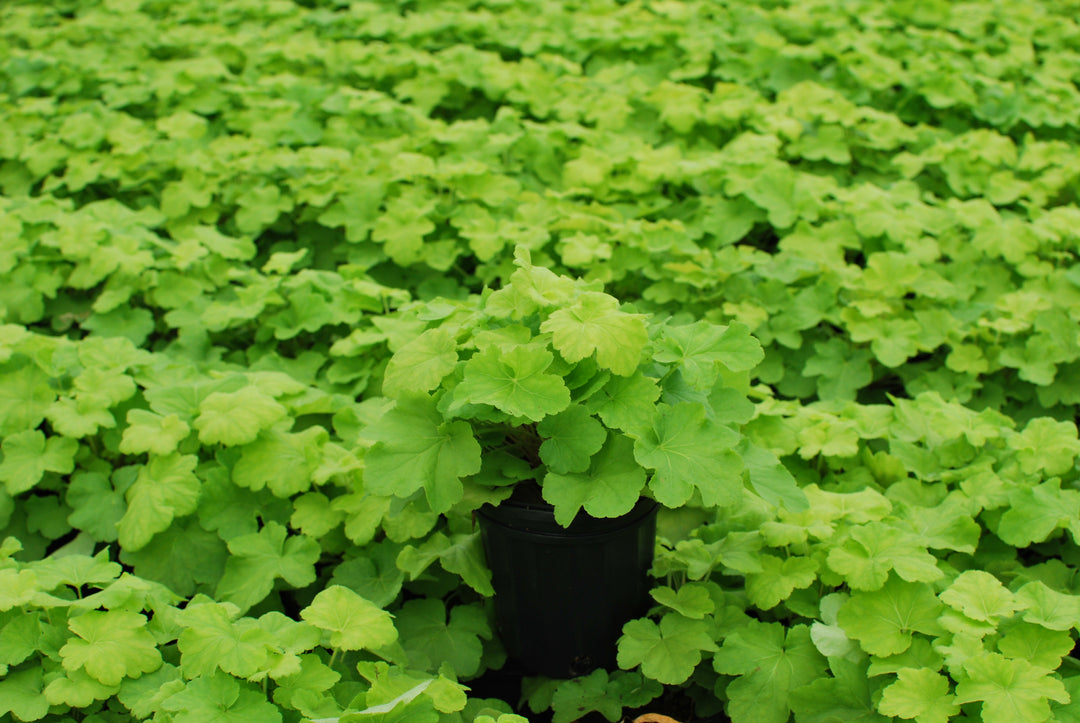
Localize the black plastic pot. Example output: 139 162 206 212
478 492 659 678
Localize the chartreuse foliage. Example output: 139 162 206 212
363 249 774 526
3 0 1080 721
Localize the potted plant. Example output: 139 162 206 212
360 249 786 677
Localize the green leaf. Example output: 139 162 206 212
837 578 945 656
940 570 1020 623
161 671 283 723
215 521 321 613
118 410 191 456
364 394 481 514
550 669 643 723
541 436 646 526
616 613 718 685
0 666 50 721
116 453 201 551
537 405 607 475
395 599 489 677
649 583 715 619
0 358 56 436
193 386 287 447
540 292 648 376
827 522 943 591
878 668 960 723
788 657 889 723
1007 417 1080 476
635 403 743 508
176 601 274 679
713 622 827 723
60 610 162 686
955 652 1069 723
586 372 661 434
395 531 493 597
997 479 1080 547
738 440 808 512
654 321 763 389
300 585 397 652
232 426 327 498
383 328 458 398
455 345 571 421
745 554 818 610
996 623 1075 670
1014 581 1080 631
0 429 78 496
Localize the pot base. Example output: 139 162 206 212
478 495 658 678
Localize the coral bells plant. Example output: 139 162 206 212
361 249 802 525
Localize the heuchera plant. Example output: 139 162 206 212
362 249 804 525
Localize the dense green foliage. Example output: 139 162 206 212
3 0 1080 721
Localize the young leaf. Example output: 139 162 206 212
653 320 764 389
649 583 715 619
540 291 648 376
454 345 571 422
383 328 458 398
940 570 1020 623
193 386 287 447
745 554 818 610
877 667 960 723
160 671 283 723
60 610 162 686
300 585 397 652
119 410 191 456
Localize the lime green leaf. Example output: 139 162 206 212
997 479 1080 547
738 440 808 512
0 359 56 435
878 668 960 723
616 613 718 685
537 405 607 475
116 453 200 551
455 345 571 422
540 292 648 376
1008 418 1080 476
1014 582 1080 631
550 668 658 723
60 610 162 686
654 321 763 389
940 570 1019 622
827 522 942 591
193 386 287 447
713 622 827 723
788 657 889 723
745 554 819 610
383 328 458 398
635 403 743 508
649 584 715 619
301 585 397 652
161 671 283 723
119 410 191 456
45 665 121 707
232 426 327 498
586 372 661 434
0 430 77 496
837 578 945 656
395 599 489 677
215 521 321 613
956 652 1069 723
176 601 273 679
997 624 1075 670
364 394 481 514
542 436 646 526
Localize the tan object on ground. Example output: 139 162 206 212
633 715 683 723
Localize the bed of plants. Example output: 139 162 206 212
3 0 1080 721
